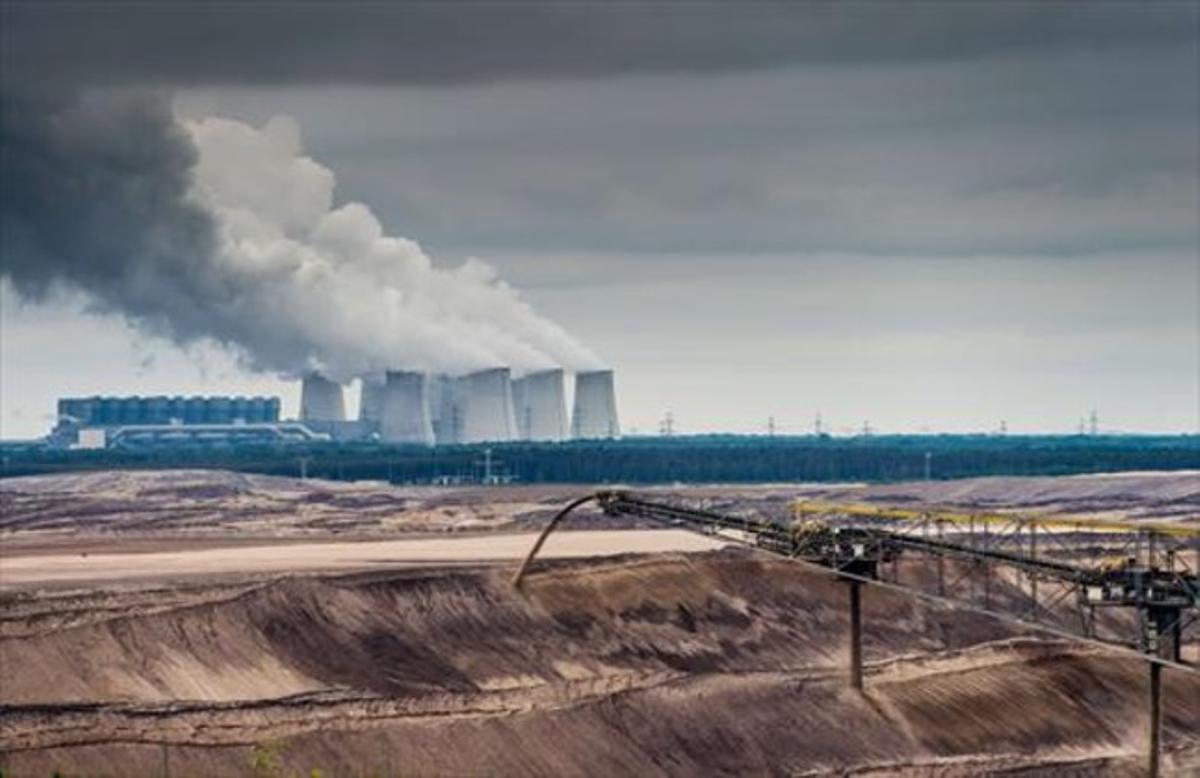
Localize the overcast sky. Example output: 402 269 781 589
2 2 1197 437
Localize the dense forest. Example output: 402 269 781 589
2 434 1197 484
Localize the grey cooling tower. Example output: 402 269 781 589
512 369 568 442
571 369 620 439
358 373 386 422
428 374 461 445
458 368 517 443
300 373 346 422
379 370 435 445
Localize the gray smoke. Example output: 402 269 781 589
0 91 603 380
1 90 223 339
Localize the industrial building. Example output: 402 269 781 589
379 370 435 445
305 368 617 445
571 369 621 439
512 369 569 442
49 395 316 449
299 373 346 422
58 395 281 427
456 368 518 443
50 368 619 449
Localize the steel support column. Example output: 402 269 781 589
848 580 863 691
1149 661 1162 778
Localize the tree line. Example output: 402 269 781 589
2 434 1197 484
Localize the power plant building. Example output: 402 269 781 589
379 370 435 445
49 366 621 450
299 373 346 422
49 395 312 449
428 374 461 445
358 373 386 424
512 369 568 442
571 369 620 439
57 395 281 427
457 368 518 444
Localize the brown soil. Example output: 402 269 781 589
4 470 1195 549
2 550 1197 777
0 529 722 590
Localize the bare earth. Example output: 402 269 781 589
1 469 1197 776
0 529 722 589
2 469 1196 545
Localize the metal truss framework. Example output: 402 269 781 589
512 491 1199 777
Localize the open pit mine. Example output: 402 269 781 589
0 470 1197 776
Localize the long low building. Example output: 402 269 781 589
49 395 304 449
58 395 281 426
101 422 329 449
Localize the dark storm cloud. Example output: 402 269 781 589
2 1 1194 258
2 1 1195 88
196 40 1196 257
0 90 225 338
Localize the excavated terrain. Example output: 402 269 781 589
1 470 1198 776
2 550 1198 777
3 469 1196 547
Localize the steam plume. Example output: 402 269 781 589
0 91 603 382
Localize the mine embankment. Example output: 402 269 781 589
2 550 1197 776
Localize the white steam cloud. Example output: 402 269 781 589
0 92 602 384
186 114 603 381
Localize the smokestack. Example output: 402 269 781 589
512 369 568 442
300 373 345 422
458 368 517 443
379 370 435 445
571 369 620 439
358 373 385 422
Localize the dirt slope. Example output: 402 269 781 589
2 550 1196 776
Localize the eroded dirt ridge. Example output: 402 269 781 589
2 550 1197 776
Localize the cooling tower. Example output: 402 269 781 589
358 373 386 422
512 369 568 442
458 368 517 443
428 374 461 445
379 370 435 445
300 373 345 422
571 369 620 439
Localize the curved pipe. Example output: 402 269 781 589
511 493 599 589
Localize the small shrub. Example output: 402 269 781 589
249 741 284 777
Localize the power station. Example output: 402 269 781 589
308 367 619 444
512 369 568 442
51 369 619 449
49 395 327 449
